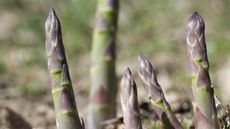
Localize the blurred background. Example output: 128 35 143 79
0 0 229 128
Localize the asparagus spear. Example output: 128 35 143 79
186 12 219 129
88 0 119 129
45 8 84 129
137 53 183 129
120 68 143 129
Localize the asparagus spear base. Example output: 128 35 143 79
88 103 116 129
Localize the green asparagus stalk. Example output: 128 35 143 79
186 12 219 129
45 8 84 129
137 53 183 129
88 0 119 129
120 68 143 129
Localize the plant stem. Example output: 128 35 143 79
120 68 143 129
186 12 219 129
45 8 84 129
88 0 119 129
137 53 183 129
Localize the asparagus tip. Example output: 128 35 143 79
121 67 136 105
124 67 132 78
137 53 147 72
137 53 152 71
137 53 145 65
45 8 60 37
187 12 205 30
121 67 132 93
46 8 55 28
137 53 156 83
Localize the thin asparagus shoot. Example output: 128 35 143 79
45 8 84 129
137 53 183 129
120 68 142 129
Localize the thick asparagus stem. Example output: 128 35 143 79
137 53 183 129
45 9 84 129
88 0 119 129
186 12 219 129
120 68 142 129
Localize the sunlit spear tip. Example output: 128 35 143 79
121 67 134 98
46 9 56 30
123 67 132 79
137 53 146 68
186 12 205 31
137 53 158 85
45 8 61 41
137 53 154 72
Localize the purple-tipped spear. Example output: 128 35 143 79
45 8 84 129
120 68 143 129
186 12 219 129
137 53 183 129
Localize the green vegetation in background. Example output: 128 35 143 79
0 0 229 97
